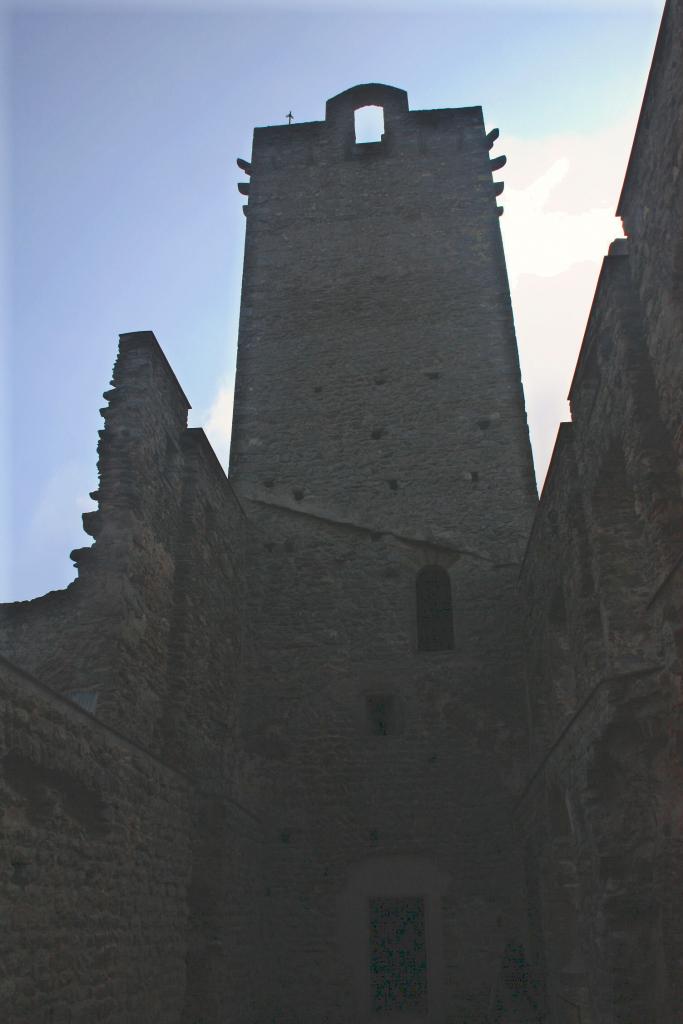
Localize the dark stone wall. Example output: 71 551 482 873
0 334 265 1024
240 495 533 1022
519 5 683 1014
618 0 683 471
0 655 192 1024
228 82 540 1022
1 3 681 1018
0 332 250 770
230 84 536 560
0 332 193 750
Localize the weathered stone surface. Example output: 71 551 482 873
227 79 538 1022
618 0 683 473
0 656 191 1024
518 5 683 1019
230 82 537 561
0 3 681 1020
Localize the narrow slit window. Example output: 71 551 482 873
416 566 454 652
366 694 397 736
355 105 385 144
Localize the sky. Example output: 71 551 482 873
2 0 663 602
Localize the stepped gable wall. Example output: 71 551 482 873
0 333 251 772
0 336 265 1024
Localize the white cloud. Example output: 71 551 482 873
499 116 636 286
496 114 638 485
201 378 234 472
502 159 620 286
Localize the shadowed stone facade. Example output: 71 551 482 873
1 2 681 1021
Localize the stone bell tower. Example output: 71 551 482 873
230 82 536 560
229 85 539 1023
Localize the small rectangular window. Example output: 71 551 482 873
369 895 428 1014
366 694 396 736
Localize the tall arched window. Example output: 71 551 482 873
416 566 454 651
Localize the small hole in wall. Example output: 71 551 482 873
424 371 440 380
292 488 304 502
478 418 491 430
374 376 387 386
11 861 31 888
314 386 322 394
264 479 274 489
388 479 398 491
354 105 384 144
371 428 385 440
470 471 479 483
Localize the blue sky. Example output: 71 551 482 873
3 0 663 601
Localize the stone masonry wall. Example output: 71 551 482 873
0 655 192 1024
618 0 683 473
239 494 538 1024
0 332 192 752
0 332 251 770
520 185 683 1024
228 82 541 1023
159 428 266 1024
231 84 536 560
2 9 682 1019
0 334 266 1024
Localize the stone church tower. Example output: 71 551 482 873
228 83 539 1022
230 83 536 545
